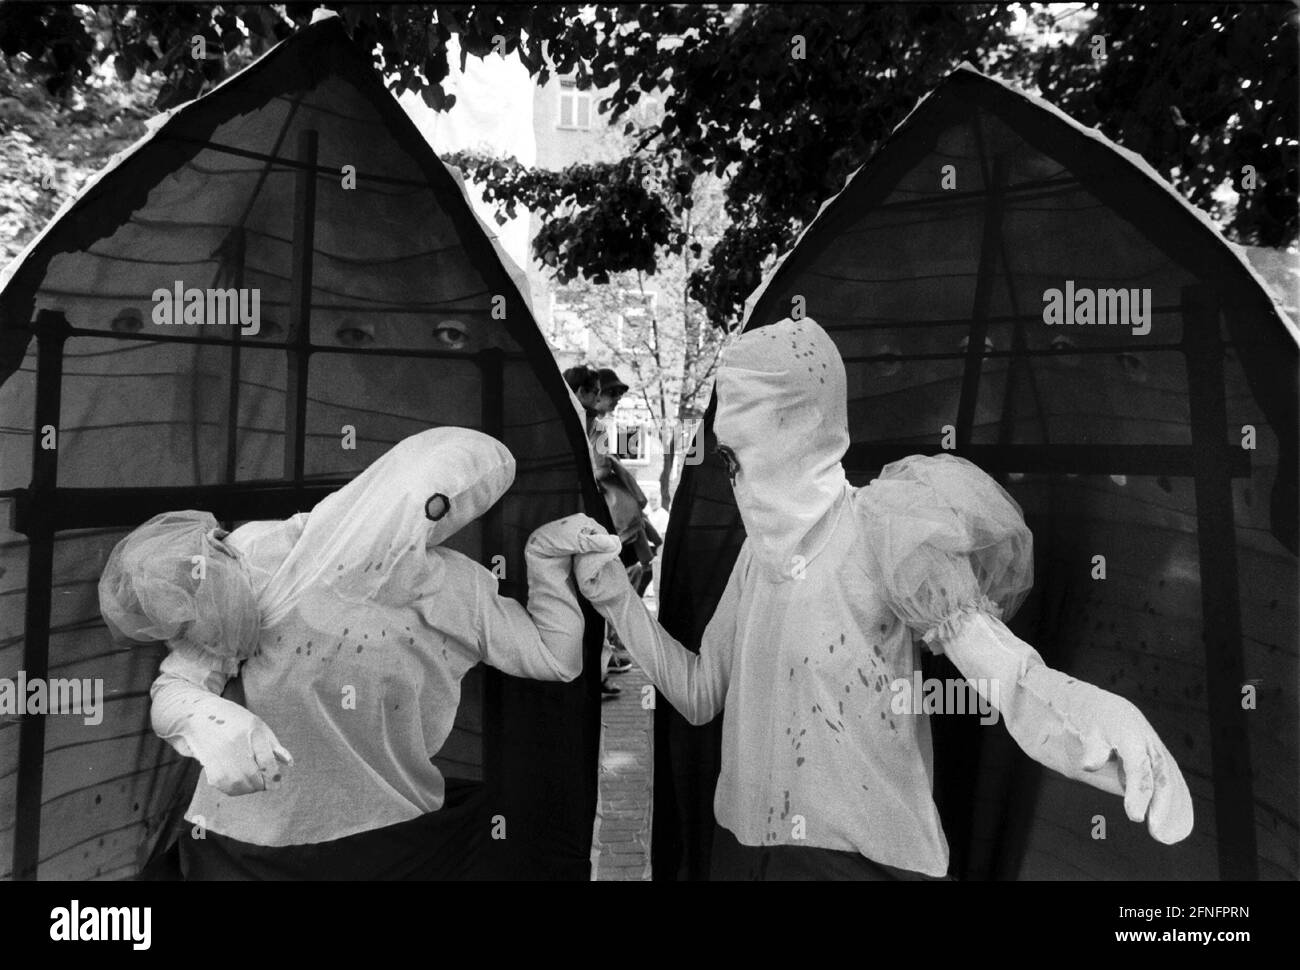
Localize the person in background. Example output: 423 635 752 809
563 364 639 696
563 364 610 469
644 488 670 544
594 368 662 598
644 488 670 604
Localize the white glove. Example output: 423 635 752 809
151 651 293 797
1017 663 1194 843
573 531 735 727
573 538 631 606
940 610 1193 844
527 514 624 561
507 514 622 677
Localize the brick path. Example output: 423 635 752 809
590 599 656 880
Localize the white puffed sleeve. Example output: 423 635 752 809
98 511 260 676
858 455 1192 844
857 453 1033 648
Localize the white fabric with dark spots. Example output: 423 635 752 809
152 427 597 847
713 315 852 582
577 315 1192 876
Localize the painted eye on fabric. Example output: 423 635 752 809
336 323 375 347
872 345 902 377
1115 352 1149 383
110 308 143 333
433 321 469 350
425 493 450 522
1049 334 1081 367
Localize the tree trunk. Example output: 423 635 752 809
660 432 676 508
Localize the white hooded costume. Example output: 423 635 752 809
100 427 618 847
575 316 1193 876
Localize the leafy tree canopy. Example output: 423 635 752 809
2 3 1295 327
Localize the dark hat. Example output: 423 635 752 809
596 368 629 394
563 364 601 395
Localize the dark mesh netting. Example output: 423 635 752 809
0 19 606 880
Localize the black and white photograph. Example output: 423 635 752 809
0 0 1295 946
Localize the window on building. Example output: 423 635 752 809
558 79 592 130
549 291 589 354
616 289 656 352
632 95 660 125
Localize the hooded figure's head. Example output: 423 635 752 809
715 316 851 580
251 426 516 625
98 511 261 673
